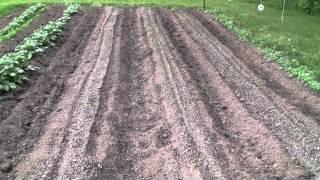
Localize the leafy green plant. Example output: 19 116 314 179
0 4 81 92
0 3 46 43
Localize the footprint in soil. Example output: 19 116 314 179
156 127 172 148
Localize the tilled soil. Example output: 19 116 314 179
0 7 101 179
1 7 320 179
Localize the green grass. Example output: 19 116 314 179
0 0 319 91
0 4 26 18
205 0 320 91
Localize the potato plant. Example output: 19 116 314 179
0 3 46 43
0 4 81 92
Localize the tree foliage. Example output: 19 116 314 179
298 0 320 14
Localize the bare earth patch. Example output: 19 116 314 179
0 7 320 179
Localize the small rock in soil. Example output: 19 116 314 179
239 98 245 103
162 133 169 139
0 162 13 173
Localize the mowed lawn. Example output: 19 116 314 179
1 0 320 91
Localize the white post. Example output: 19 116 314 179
281 0 286 23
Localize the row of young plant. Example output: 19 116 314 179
204 9 320 92
0 4 81 92
0 3 46 44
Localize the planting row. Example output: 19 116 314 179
0 4 81 92
0 3 46 44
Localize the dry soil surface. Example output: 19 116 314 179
1 7 320 180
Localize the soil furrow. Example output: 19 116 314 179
154 8 241 178
189 10 320 122
56 7 118 179
2 7 320 179
13 7 112 179
181 11 320 134
88 8 144 179
156 8 313 178
142 8 209 179
173 9 320 175
94 8 167 179
146 8 230 179
85 9 124 178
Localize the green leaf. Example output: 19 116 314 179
4 85 9 92
9 83 17 90
27 53 33 60
17 68 24 73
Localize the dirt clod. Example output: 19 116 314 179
0 162 13 173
